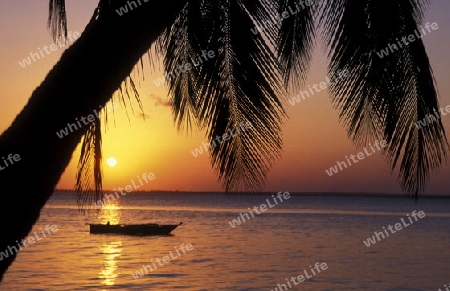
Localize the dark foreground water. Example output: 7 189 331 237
1 192 450 290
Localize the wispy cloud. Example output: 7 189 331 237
136 112 151 120
150 93 172 107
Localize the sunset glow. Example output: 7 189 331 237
1 1 450 290
0 1 449 195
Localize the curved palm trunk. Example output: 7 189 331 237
0 1 185 281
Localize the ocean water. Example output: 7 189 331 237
1 192 450 290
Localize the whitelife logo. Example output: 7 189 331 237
362 211 425 247
414 104 450 129
0 225 58 262
93 172 155 209
55 102 117 139
153 50 216 87
190 121 252 158
0 153 21 171
325 140 388 176
115 0 150 16
18 31 80 68
287 70 350 106
228 192 290 228
131 243 194 279
269 262 328 291
376 22 439 59
251 0 318 35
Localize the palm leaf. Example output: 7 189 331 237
160 0 286 191
276 0 316 87
320 0 448 198
48 0 67 41
74 118 103 211
157 1 204 132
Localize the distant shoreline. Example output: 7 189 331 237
53 189 450 198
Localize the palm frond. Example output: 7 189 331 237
157 1 204 132
160 0 286 191
74 117 103 211
320 0 448 199
48 0 67 42
276 0 316 87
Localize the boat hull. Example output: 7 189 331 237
89 223 182 236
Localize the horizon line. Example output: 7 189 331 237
53 189 450 197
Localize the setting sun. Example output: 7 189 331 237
107 157 117 167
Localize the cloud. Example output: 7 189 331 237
150 93 172 107
136 112 151 120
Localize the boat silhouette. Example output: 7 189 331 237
88 222 183 236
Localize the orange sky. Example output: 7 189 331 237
0 0 449 195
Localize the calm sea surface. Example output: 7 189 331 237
1 192 450 290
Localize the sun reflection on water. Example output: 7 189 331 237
98 201 122 225
98 241 122 286
97 201 123 286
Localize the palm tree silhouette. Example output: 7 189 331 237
0 0 447 281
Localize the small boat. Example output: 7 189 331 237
88 222 182 236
